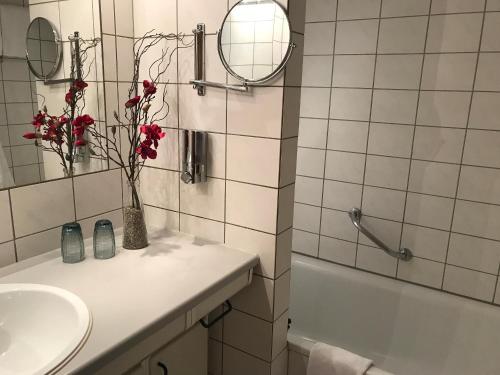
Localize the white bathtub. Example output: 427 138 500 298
288 254 500 375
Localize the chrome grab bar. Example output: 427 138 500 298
348 208 413 261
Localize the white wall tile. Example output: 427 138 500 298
452 200 500 241
324 151 365 184
335 19 379 54
323 180 362 211
144 205 179 232
288 350 309 375
305 0 337 22
232 274 274 321
100 0 115 34
180 178 225 222
357 244 397 276
358 215 402 250
296 147 325 178
278 184 295 233
401 224 449 262
448 233 500 275
378 17 428 54
295 176 323 206
304 22 335 55
228 87 284 138
431 0 486 13
327 120 368 153
487 0 500 11
475 53 500 91
0 241 16 268
11 179 75 237
362 186 406 221
374 55 423 90
469 92 500 130
443 265 496 302
15 227 60 261
223 344 270 375
302 56 333 87
337 0 380 20
140 168 179 211
368 123 413 158
300 88 331 118
320 207 357 241
227 181 278 233
408 160 460 197
330 88 372 121
412 127 465 163
421 53 477 90
426 14 483 53
227 135 280 187
224 310 273 361
298 118 328 149
481 13 500 52
458 166 500 205
74 170 122 220
178 0 227 34
179 85 226 133
405 193 454 231
0 191 13 243
179 214 224 243
332 55 375 88
364 155 410 190
292 229 319 256
398 257 445 288
371 90 418 124
417 91 471 128
293 203 321 233
319 235 356 266
225 224 275 278
381 0 431 17
463 130 500 168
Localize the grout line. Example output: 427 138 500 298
441 1 488 290
316 0 339 260
356 1 383 267
396 0 433 278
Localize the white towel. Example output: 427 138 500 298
307 343 373 375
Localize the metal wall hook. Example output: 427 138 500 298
348 208 413 261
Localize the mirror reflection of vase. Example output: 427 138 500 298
218 0 293 83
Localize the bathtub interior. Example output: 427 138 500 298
288 254 500 375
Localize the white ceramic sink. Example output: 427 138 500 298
0 284 91 375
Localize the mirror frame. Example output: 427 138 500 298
25 17 63 80
217 0 295 85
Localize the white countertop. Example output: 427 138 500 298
0 230 259 374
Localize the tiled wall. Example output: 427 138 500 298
0 2 41 187
293 0 500 306
99 0 304 373
0 0 123 269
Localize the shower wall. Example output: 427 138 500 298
293 0 500 305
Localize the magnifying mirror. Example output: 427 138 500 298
218 0 293 84
26 17 62 80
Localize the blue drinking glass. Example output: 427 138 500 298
93 219 116 260
61 222 85 263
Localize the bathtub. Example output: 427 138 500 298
288 254 500 375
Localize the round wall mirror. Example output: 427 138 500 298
218 0 293 84
26 17 62 80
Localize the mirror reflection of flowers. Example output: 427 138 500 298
85 31 192 249
23 78 94 177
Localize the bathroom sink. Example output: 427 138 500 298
0 284 91 375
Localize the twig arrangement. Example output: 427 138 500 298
87 31 193 209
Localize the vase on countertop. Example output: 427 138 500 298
122 180 148 250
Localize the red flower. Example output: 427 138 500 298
32 112 46 128
58 116 69 125
75 138 87 147
140 124 165 148
136 142 157 160
143 80 157 97
125 96 141 108
73 79 88 91
23 132 39 139
65 91 74 104
72 114 95 128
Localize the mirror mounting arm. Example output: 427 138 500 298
192 23 248 95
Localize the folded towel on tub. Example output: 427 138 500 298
307 342 373 375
